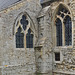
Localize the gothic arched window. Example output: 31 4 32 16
56 18 62 46
55 6 72 46
15 14 34 48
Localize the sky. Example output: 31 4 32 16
0 0 21 11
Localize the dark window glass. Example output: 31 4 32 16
56 18 62 46
61 14 64 18
20 15 28 30
16 27 24 48
61 8 66 12
64 16 72 45
55 53 60 61
26 29 33 48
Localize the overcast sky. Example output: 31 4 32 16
0 0 20 11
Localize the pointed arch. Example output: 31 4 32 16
13 12 36 35
13 12 36 48
52 2 72 46
53 2 72 20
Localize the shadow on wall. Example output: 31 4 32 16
40 0 61 8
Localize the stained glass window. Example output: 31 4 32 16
26 29 33 48
64 16 72 45
56 18 62 46
16 27 24 48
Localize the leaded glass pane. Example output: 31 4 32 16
64 16 72 45
61 14 64 18
20 15 28 30
16 27 24 48
56 18 62 46
26 29 33 48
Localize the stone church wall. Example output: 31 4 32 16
35 0 75 75
0 0 75 75
51 0 75 75
0 0 41 75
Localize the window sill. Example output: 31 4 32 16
15 48 34 51
15 48 25 51
54 61 61 64
54 45 73 49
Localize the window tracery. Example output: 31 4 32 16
15 14 33 48
55 7 72 46
20 15 28 30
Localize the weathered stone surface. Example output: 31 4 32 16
0 0 75 75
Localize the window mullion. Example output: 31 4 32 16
62 20 65 46
24 33 26 48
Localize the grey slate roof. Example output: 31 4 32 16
0 0 21 11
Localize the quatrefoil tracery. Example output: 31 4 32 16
56 8 71 20
16 15 30 34
20 15 28 30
